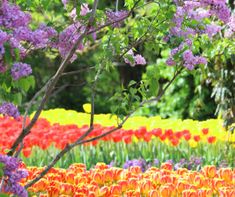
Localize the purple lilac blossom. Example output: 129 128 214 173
0 102 20 118
225 14 235 38
0 0 31 29
205 24 222 38
11 62 32 80
106 10 129 28
134 54 146 65
123 159 147 172
166 58 176 66
166 0 230 70
0 1 57 59
80 3 91 16
124 49 146 67
0 30 9 45
57 22 85 62
0 154 28 197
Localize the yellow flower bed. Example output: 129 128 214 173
33 108 235 142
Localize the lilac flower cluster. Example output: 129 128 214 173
166 0 231 70
174 156 203 170
0 154 28 197
0 102 20 118
0 1 57 54
0 0 57 77
106 10 129 28
11 62 32 80
56 22 85 62
124 49 147 67
123 158 149 172
121 157 203 172
182 50 207 70
225 14 235 38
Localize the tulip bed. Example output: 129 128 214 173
22 163 234 196
1 108 235 196
0 109 234 169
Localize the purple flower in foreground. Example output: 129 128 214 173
11 62 32 80
106 10 129 27
0 154 28 197
0 102 20 118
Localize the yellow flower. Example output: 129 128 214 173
83 103 91 113
189 140 198 148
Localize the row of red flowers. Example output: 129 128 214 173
0 116 216 157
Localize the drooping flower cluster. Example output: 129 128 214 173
56 22 85 62
0 0 57 78
182 50 207 70
11 62 32 80
124 49 146 67
166 0 231 70
0 154 28 197
106 10 129 28
0 102 20 118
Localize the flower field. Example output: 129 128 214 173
0 109 235 196
22 163 234 197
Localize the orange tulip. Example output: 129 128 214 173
99 186 110 197
104 169 114 183
182 189 198 197
202 165 217 178
149 190 159 197
176 180 189 193
110 184 122 195
159 185 173 197
95 163 109 170
140 179 153 194
219 188 235 197
198 188 213 197
60 183 75 195
194 175 205 188
47 186 60 197
128 178 139 190
218 168 233 183
129 166 141 174
92 171 103 185
117 180 128 192
212 178 226 191
160 162 173 171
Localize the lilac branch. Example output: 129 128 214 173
7 0 99 156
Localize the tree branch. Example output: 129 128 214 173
7 0 100 156
24 65 183 189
